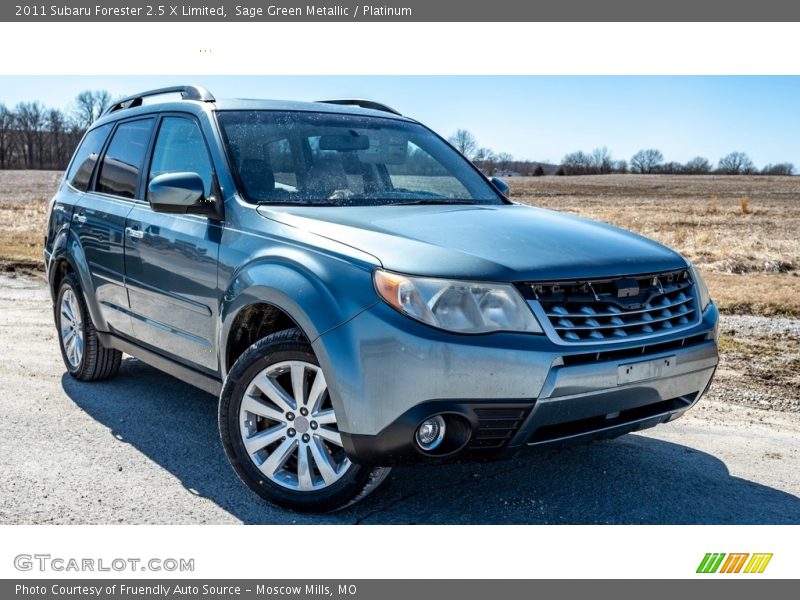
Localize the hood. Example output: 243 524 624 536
256 203 687 281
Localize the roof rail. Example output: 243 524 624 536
316 99 402 116
103 85 215 116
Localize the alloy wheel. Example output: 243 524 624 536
60 288 84 368
239 360 351 491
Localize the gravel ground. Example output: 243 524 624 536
723 315 800 338
1 274 798 525
710 315 800 413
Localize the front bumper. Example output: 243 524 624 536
313 300 719 465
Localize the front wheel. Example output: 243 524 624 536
219 328 390 512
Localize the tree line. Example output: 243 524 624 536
0 100 794 178
0 91 111 169
448 129 796 177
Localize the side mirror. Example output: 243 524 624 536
148 172 206 214
490 176 510 195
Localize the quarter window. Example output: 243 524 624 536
66 124 112 192
96 118 154 199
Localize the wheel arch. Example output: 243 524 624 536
218 258 378 378
48 229 106 331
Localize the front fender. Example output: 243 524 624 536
219 256 379 377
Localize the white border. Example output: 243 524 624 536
0 525 794 578
0 19 797 581
0 22 798 75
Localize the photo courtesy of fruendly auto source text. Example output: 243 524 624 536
0 1 797 594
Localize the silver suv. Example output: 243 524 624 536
45 86 719 511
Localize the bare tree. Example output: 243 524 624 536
561 150 592 175
591 146 613 174
717 151 755 175
448 129 478 159
495 152 514 173
72 90 112 130
613 159 628 174
46 108 70 169
0 104 13 169
658 161 684 174
761 162 795 176
684 156 711 175
472 147 496 174
630 148 664 174
14 101 46 168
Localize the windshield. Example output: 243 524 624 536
216 110 503 206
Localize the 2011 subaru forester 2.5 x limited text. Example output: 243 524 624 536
44 86 719 511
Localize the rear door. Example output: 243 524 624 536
73 117 155 335
123 114 222 373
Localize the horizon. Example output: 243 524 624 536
0 75 797 169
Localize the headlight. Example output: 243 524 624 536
689 263 711 311
373 269 543 334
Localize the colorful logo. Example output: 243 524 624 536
697 553 773 574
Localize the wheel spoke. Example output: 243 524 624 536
314 408 336 425
62 298 75 322
309 437 338 484
62 328 75 346
315 427 343 448
243 424 286 455
296 445 314 491
67 338 77 364
258 437 297 477
307 369 327 414
74 336 83 361
251 372 296 413
241 395 285 423
290 363 306 407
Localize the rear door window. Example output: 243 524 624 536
96 118 155 199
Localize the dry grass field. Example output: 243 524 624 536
0 170 62 266
1 171 799 317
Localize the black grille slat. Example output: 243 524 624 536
560 333 708 366
521 269 699 343
469 407 530 450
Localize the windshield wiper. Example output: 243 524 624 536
392 199 476 206
257 201 338 207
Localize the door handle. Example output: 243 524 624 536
125 227 144 240
72 213 87 224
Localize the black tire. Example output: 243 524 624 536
55 273 122 381
219 327 390 512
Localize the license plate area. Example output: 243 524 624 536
618 355 676 384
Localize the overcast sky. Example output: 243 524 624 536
1 75 797 168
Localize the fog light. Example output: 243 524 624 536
416 416 446 451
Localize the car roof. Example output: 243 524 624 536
91 97 414 130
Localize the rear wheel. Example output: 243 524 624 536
55 273 121 381
219 328 390 512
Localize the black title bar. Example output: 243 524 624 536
5 0 800 21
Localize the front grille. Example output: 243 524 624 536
520 269 698 343
561 333 708 366
468 407 530 450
